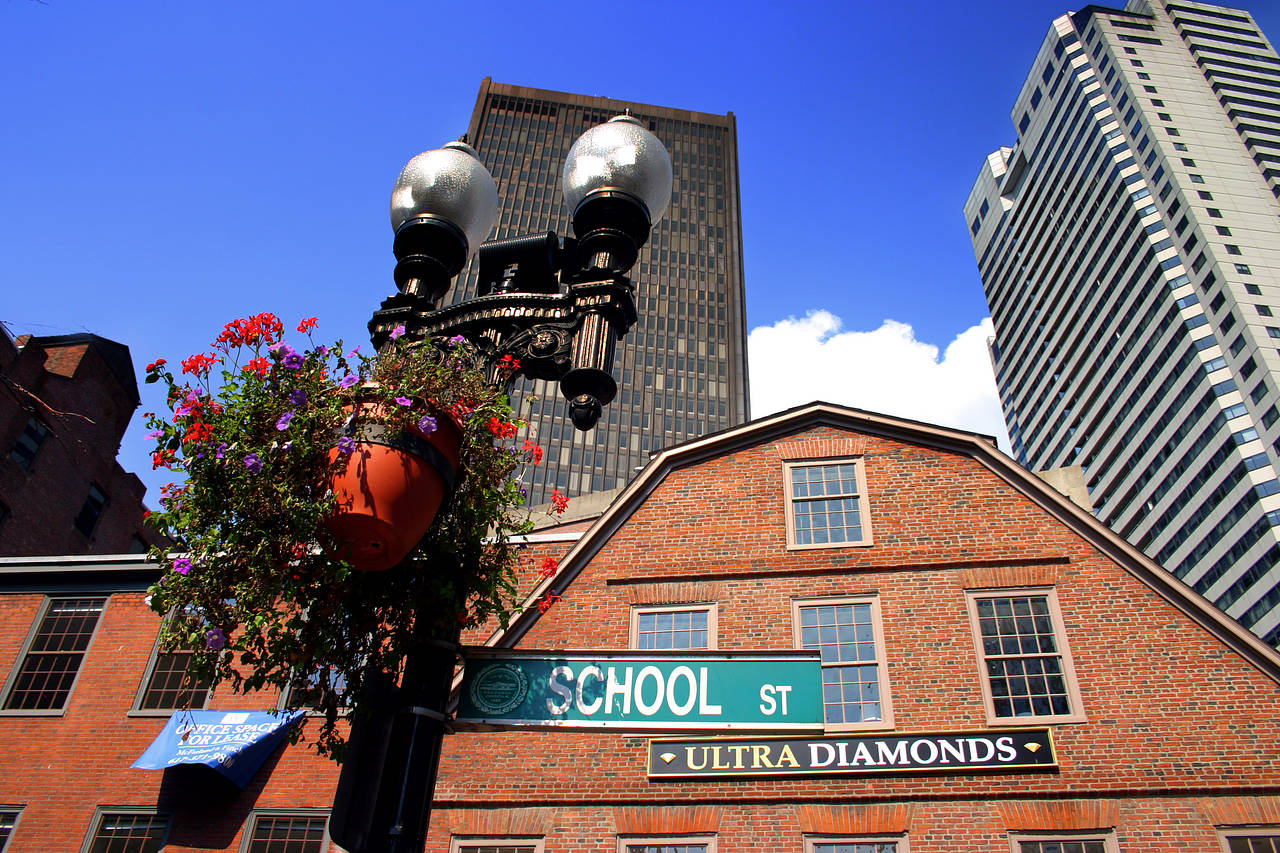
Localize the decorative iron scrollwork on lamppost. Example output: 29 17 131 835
369 114 673 431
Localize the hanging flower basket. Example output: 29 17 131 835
139 315 547 759
325 401 463 571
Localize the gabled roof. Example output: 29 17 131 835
486 401 1280 684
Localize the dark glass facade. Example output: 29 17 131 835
454 79 750 504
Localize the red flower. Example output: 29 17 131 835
242 356 270 378
297 317 318 333
537 557 558 579
151 449 174 470
551 489 569 514
522 439 543 465
215 313 285 350
181 352 217 376
537 592 561 614
486 416 517 438
145 359 166 372
184 421 213 445
497 353 521 372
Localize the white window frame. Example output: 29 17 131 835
630 603 718 651
617 835 716 853
0 595 108 715
805 835 908 853
237 809 330 853
1218 830 1280 853
0 806 23 853
784 458 873 550
79 807 170 853
450 838 545 853
1008 832 1119 853
967 588 1086 726
131 626 211 716
792 595 894 732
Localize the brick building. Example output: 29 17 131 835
3 402 1280 851
0 327 161 556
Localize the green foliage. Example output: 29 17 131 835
143 315 540 759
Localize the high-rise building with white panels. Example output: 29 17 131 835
965 1 1280 644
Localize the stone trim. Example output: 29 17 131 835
776 437 866 461
994 800 1119 831
1200 795 1280 826
626 582 724 605
958 565 1060 589
613 805 721 834
795 803 913 834
446 808 555 836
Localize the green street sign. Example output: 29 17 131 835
455 649 824 732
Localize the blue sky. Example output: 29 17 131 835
4 0 1278 501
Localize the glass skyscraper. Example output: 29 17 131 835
453 79 750 504
966 2 1280 644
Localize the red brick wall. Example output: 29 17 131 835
428 425 1280 849
0 338 161 556
3 421 1280 851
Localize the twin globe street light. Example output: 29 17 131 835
370 113 674 431
331 115 673 853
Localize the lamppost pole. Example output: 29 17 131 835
329 114 672 853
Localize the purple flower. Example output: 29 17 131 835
215 442 227 460
205 627 227 651
145 429 164 440
417 415 437 434
339 374 359 389
281 441 292 451
173 557 191 575
346 346 361 358
288 389 307 406
395 396 412 407
270 342 296 361
282 352 304 369
276 411 294 431
315 344 329 357
337 436 356 455
390 324 406 339
244 453 262 472
448 335 466 345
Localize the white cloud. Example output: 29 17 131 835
748 310 1011 449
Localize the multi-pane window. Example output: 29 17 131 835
795 598 891 728
0 809 20 851
3 597 106 711
83 811 168 853
620 838 712 853
283 665 349 712
1016 841 1107 853
968 591 1082 723
632 605 714 650
243 814 328 853
74 483 108 538
136 641 211 712
1225 836 1280 852
785 459 872 548
810 842 899 853
9 418 48 472
452 842 542 853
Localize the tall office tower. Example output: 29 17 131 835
965 2 1280 644
454 79 750 504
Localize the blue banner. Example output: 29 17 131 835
132 710 304 788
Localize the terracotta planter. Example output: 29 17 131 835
323 403 462 571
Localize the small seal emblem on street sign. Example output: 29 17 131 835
469 662 529 715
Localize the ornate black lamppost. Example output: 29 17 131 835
330 115 672 853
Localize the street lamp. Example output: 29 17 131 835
369 113 673 430
331 115 672 853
